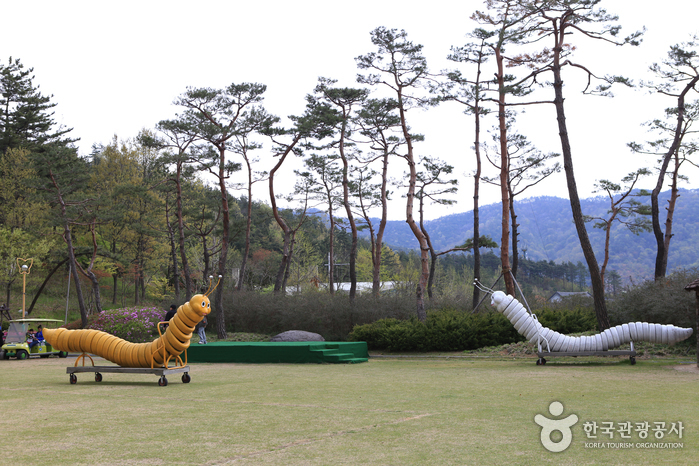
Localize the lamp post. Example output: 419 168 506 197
17 258 33 319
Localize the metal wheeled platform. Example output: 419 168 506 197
66 365 192 386
536 343 636 366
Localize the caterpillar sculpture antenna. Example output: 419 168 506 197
474 280 693 352
43 275 223 368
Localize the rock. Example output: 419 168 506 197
269 330 325 342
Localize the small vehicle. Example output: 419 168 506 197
1 318 67 360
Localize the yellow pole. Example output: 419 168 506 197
17 258 33 319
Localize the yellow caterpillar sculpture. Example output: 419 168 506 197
43 291 212 368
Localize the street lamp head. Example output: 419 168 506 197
21 264 28 273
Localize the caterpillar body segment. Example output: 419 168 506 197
490 291 693 351
42 293 212 368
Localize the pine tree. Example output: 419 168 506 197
0 57 76 155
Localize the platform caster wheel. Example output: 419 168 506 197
536 358 546 365
70 374 77 384
182 373 191 384
95 373 103 382
630 356 636 365
158 376 168 387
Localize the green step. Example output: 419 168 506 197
308 345 368 364
187 341 368 364
309 348 340 356
323 352 356 362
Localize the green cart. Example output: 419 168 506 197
1 319 68 360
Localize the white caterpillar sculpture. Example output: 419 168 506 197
490 291 693 352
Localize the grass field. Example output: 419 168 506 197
1 355 697 465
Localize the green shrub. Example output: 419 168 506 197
534 308 598 334
347 318 404 349
348 310 524 352
348 306 599 352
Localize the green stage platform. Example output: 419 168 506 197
185 341 369 364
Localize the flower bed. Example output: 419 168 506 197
85 307 166 343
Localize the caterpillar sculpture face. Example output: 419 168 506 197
42 292 213 368
490 291 693 351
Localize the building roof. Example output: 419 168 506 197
548 291 592 302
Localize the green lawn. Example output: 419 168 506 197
1 355 697 465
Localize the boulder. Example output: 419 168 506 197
269 330 325 342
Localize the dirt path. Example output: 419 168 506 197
671 364 699 373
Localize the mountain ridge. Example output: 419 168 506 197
358 189 699 282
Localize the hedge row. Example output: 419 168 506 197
348 307 598 352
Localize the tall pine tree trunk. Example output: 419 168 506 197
509 192 519 279
663 154 680 261
175 167 193 300
552 52 609 330
372 152 389 296
650 75 698 279
328 210 335 296
495 47 515 296
339 125 358 303
215 146 229 339
165 197 181 300
237 190 253 291
472 133 482 309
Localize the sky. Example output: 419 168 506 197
3 0 698 220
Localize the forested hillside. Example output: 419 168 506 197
367 189 699 282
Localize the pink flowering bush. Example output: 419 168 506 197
87 307 166 343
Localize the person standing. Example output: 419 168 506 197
196 316 207 344
165 304 177 321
